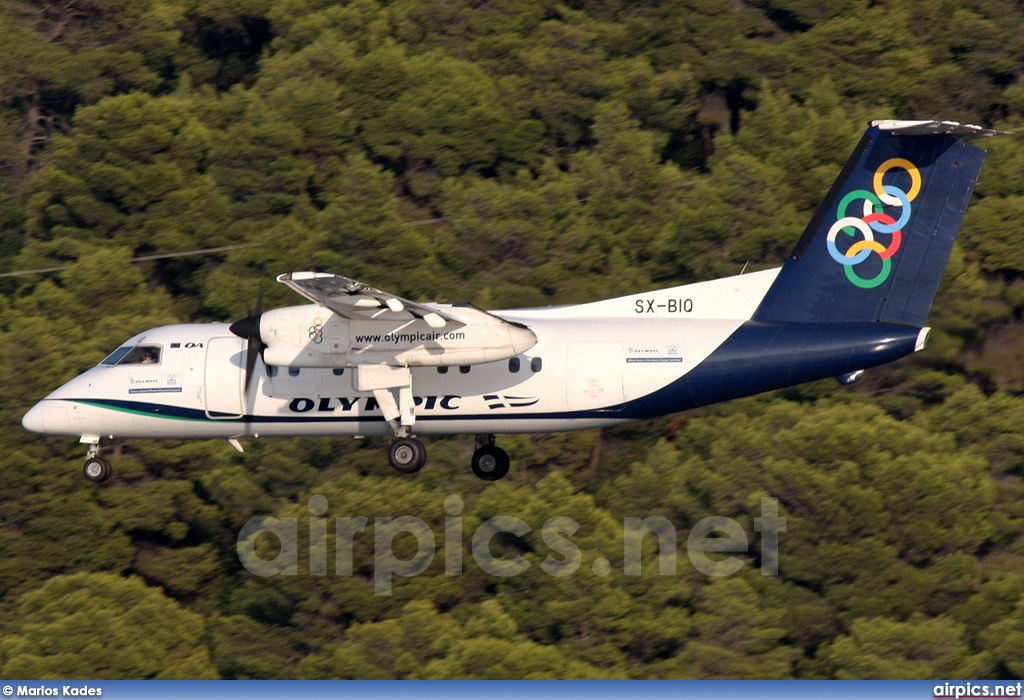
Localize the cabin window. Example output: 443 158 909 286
531 357 543 373
437 366 449 374
102 345 161 366
508 357 521 373
459 366 471 374
266 365 277 377
288 366 301 377
332 368 345 376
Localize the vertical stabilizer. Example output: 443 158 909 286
752 120 994 326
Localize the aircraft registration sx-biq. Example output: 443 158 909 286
23 119 1000 482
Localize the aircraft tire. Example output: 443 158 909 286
83 457 112 483
389 437 426 474
471 445 510 481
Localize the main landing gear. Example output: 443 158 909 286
367 367 510 480
388 437 428 474
471 435 510 481
385 434 511 480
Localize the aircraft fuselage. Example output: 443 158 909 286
22 267 926 442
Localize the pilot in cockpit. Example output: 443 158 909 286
111 346 160 365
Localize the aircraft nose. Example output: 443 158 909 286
22 400 70 435
22 401 47 433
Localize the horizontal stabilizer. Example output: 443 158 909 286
871 119 1007 139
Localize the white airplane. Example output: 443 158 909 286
23 119 999 482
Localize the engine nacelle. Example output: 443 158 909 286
260 304 537 368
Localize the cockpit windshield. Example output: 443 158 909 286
100 345 161 366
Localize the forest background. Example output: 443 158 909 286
2 0 1024 680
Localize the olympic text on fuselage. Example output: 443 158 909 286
288 395 462 413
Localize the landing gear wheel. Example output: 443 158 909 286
83 457 112 483
388 437 427 474
471 444 510 481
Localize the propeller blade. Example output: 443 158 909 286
244 335 261 397
230 280 266 403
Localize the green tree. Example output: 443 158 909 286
0 572 218 678
0 0 188 181
18 91 229 271
652 577 800 679
978 592 1024 678
820 615 989 679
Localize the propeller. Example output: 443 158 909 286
229 283 265 402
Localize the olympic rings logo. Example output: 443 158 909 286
308 318 324 344
826 158 920 289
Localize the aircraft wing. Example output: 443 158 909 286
277 271 461 329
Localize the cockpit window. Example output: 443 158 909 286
100 345 161 366
100 347 132 365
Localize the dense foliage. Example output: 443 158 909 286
2 0 1024 679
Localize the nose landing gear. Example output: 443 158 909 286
84 457 112 482
82 437 112 483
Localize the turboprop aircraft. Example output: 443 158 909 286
23 119 1000 482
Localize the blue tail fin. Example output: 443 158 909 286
752 120 993 326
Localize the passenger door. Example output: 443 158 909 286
204 337 245 419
